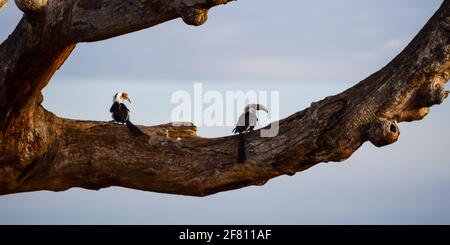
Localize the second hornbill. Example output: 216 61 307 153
232 104 269 163
110 92 144 136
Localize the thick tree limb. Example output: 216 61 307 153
0 1 449 196
0 0 233 128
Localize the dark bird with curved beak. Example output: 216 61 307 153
232 104 269 163
110 92 144 136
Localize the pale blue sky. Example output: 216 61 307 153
0 0 449 224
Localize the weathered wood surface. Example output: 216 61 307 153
0 0 448 196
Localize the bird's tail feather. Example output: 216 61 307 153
126 120 145 136
237 133 246 163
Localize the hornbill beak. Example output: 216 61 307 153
127 97 132 103
257 104 269 113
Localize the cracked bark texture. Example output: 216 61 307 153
0 0 449 196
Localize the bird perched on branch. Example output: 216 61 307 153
110 92 144 136
232 104 269 163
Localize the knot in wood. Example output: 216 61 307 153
15 0 47 14
178 4 208 26
366 118 399 147
416 77 449 107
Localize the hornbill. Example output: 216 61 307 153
232 104 269 163
110 92 144 136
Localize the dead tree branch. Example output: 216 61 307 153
0 0 448 196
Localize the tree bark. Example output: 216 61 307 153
0 0 449 196
0 0 7 10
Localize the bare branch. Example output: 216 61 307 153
67 0 234 42
0 1 448 196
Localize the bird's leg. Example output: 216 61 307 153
245 126 255 134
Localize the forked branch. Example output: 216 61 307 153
0 0 448 196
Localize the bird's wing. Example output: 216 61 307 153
248 113 258 127
110 102 120 113
236 112 248 127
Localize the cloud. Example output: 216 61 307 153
199 51 396 83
